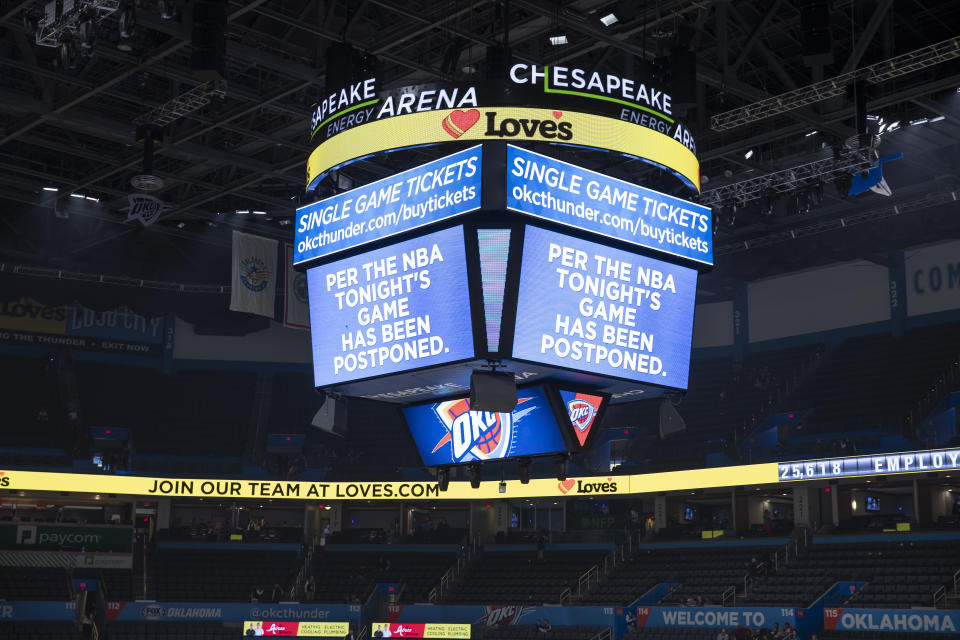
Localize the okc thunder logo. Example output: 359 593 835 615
431 397 534 463
567 399 596 433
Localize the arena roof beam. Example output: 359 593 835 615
730 0 783 72
841 0 894 74
710 35 960 131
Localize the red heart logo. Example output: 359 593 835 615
441 109 481 138
552 111 563 119
558 479 575 494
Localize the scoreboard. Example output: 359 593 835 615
295 62 710 415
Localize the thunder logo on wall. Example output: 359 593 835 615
559 390 604 447
403 386 568 465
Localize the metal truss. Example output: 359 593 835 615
711 36 960 131
34 0 120 47
699 148 876 207
715 190 960 256
132 79 229 128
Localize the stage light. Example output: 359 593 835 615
759 191 774 216
159 0 174 19
909 118 928 126
235 209 249 214
549 34 568 46
887 120 900 132
805 130 818 137
554 454 568 481
118 5 136 39
176 222 185 229
43 187 58 192
929 115 945 122
70 193 85 199
437 467 449 492
252 210 266 215
744 149 754 159
278 219 291 226
878 122 887 133
468 462 482 489
85 196 99 202
600 13 618 26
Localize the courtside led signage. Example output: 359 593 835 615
513 226 697 389
295 146 482 265
372 623 471 639
402 386 568 465
506 145 713 265
305 226 474 387
306 108 700 195
244 621 350 637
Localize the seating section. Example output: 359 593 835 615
75 364 257 457
108 621 235 639
0 355 70 449
478 626 608 640
789 324 960 434
582 547 768 606
308 550 457 603
0 567 70 600
444 550 606 604
154 549 299 601
73 568 134 602
743 564 833 607
0 622 80 640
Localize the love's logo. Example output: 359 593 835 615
441 109 480 138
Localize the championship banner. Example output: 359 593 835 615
230 231 278 319
306 107 700 195
283 244 310 330
373 623 470 638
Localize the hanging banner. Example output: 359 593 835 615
283 244 310 330
230 231 278 319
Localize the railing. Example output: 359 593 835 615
907 355 960 441
357 625 369 640
934 585 947 607
953 568 960 595
559 587 572 604
721 585 736 606
577 564 600 596
589 627 613 640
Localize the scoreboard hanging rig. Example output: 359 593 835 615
295 59 712 472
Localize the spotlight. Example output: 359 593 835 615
118 5 136 39
809 182 824 207
437 467 449 492
468 462 482 489
70 193 85 199
549 34 568 46
909 118 928 126
554 454 568 482
235 209 249 214
744 149 754 160
518 457 532 485
77 13 95 50
599 13 618 26
805 130 818 137
85 196 99 203
929 115 946 123
252 210 266 215
176 221 185 229
887 120 900 131
759 191 774 216
43 187 58 192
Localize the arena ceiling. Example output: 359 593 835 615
0 0 959 289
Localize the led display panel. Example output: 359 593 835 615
295 146 482 265
242 621 349 637
372 624 470 639
513 226 697 389
558 389 606 448
402 386 568 465
306 226 474 387
506 145 713 265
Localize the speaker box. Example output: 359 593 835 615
669 47 697 108
469 370 517 413
800 0 833 66
659 398 686 439
191 0 226 81
312 396 347 437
